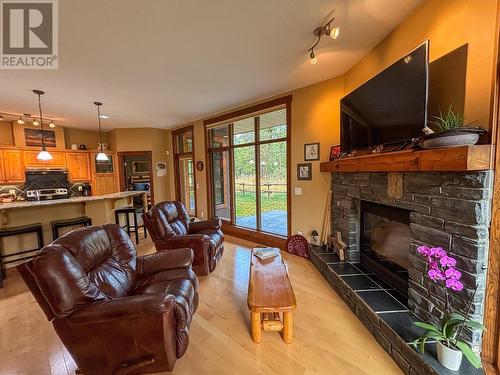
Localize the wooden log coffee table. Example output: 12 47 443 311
247 249 297 343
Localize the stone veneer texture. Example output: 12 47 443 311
331 171 492 351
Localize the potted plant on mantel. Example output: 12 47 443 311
411 245 485 371
421 105 485 149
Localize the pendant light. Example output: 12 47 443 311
34 90 53 161
94 101 109 161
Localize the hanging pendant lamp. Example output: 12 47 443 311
94 101 109 161
34 90 53 161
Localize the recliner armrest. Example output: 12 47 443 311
65 294 175 325
154 234 211 250
137 248 194 277
189 218 222 233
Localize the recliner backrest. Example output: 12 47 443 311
143 201 190 240
21 224 137 319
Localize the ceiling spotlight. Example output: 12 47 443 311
307 15 340 64
17 117 25 125
309 50 318 65
32 118 40 126
49 121 56 128
329 26 340 39
99 114 109 119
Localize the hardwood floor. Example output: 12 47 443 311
0 235 403 375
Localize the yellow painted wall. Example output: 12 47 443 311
0 121 13 145
64 127 109 150
160 0 498 243
108 128 171 203
344 0 498 130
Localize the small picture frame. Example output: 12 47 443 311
304 142 320 161
329 145 341 161
297 163 312 180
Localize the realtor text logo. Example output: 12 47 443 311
1 0 58 69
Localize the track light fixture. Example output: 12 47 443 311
308 16 340 65
0 111 55 126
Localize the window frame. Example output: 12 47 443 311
204 95 291 238
172 125 197 217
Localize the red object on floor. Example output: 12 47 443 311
286 235 310 258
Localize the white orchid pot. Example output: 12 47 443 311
436 341 463 371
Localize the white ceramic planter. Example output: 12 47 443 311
436 341 463 371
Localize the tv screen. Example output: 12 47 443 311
340 42 428 153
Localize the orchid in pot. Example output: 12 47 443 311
411 246 485 371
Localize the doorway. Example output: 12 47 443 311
117 151 154 208
172 125 197 216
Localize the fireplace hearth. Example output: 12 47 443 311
361 200 410 298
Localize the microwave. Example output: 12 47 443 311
131 161 150 174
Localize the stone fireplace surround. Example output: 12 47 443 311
311 170 492 374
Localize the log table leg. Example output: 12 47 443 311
250 312 262 343
281 312 293 343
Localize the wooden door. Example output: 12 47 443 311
0 150 5 184
3 149 25 183
66 152 90 182
23 150 66 168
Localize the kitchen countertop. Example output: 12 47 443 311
0 191 146 210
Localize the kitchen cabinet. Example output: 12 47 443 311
23 150 66 168
3 149 25 184
66 152 91 182
94 174 117 195
90 152 118 195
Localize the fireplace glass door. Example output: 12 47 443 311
361 201 411 297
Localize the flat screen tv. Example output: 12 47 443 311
340 42 429 153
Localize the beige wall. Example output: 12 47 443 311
160 0 498 242
0 121 13 145
344 0 498 130
108 128 171 203
64 127 109 150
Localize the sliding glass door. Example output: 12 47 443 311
207 105 289 236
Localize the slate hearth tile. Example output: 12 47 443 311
318 253 342 263
327 262 363 275
349 262 374 274
364 274 392 290
357 290 407 312
379 311 425 343
340 274 382 290
387 289 409 307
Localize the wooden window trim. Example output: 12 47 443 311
204 96 292 242
172 125 197 217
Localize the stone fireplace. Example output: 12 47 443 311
331 171 492 351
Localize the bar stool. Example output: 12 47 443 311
0 223 44 288
51 216 92 241
114 206 147 245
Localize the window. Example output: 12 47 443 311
173 126 196 216
206 98 290 237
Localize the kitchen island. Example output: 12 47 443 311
0 191 148 261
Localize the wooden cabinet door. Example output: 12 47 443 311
3 150 25 183
66 152 90 182
95 175 117 195
0 150 5 184
23 150 66 168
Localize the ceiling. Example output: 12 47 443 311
0 0 422 131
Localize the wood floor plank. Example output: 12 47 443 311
0 235 403 375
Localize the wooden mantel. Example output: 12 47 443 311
319 145 492 173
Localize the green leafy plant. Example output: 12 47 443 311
412 312 485 368
429 105 466 132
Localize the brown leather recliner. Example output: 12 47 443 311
143 201 224 276
17 224 198 375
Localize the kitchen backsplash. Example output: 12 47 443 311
0 182 88 198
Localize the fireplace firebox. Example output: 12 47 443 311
360 201 410 298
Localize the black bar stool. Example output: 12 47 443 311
0 223 44 288
51 216 92 241
114 206 147 244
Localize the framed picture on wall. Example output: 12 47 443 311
304 142 320 161
329 145 341 161
24 128 56 147
297 163 312 180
